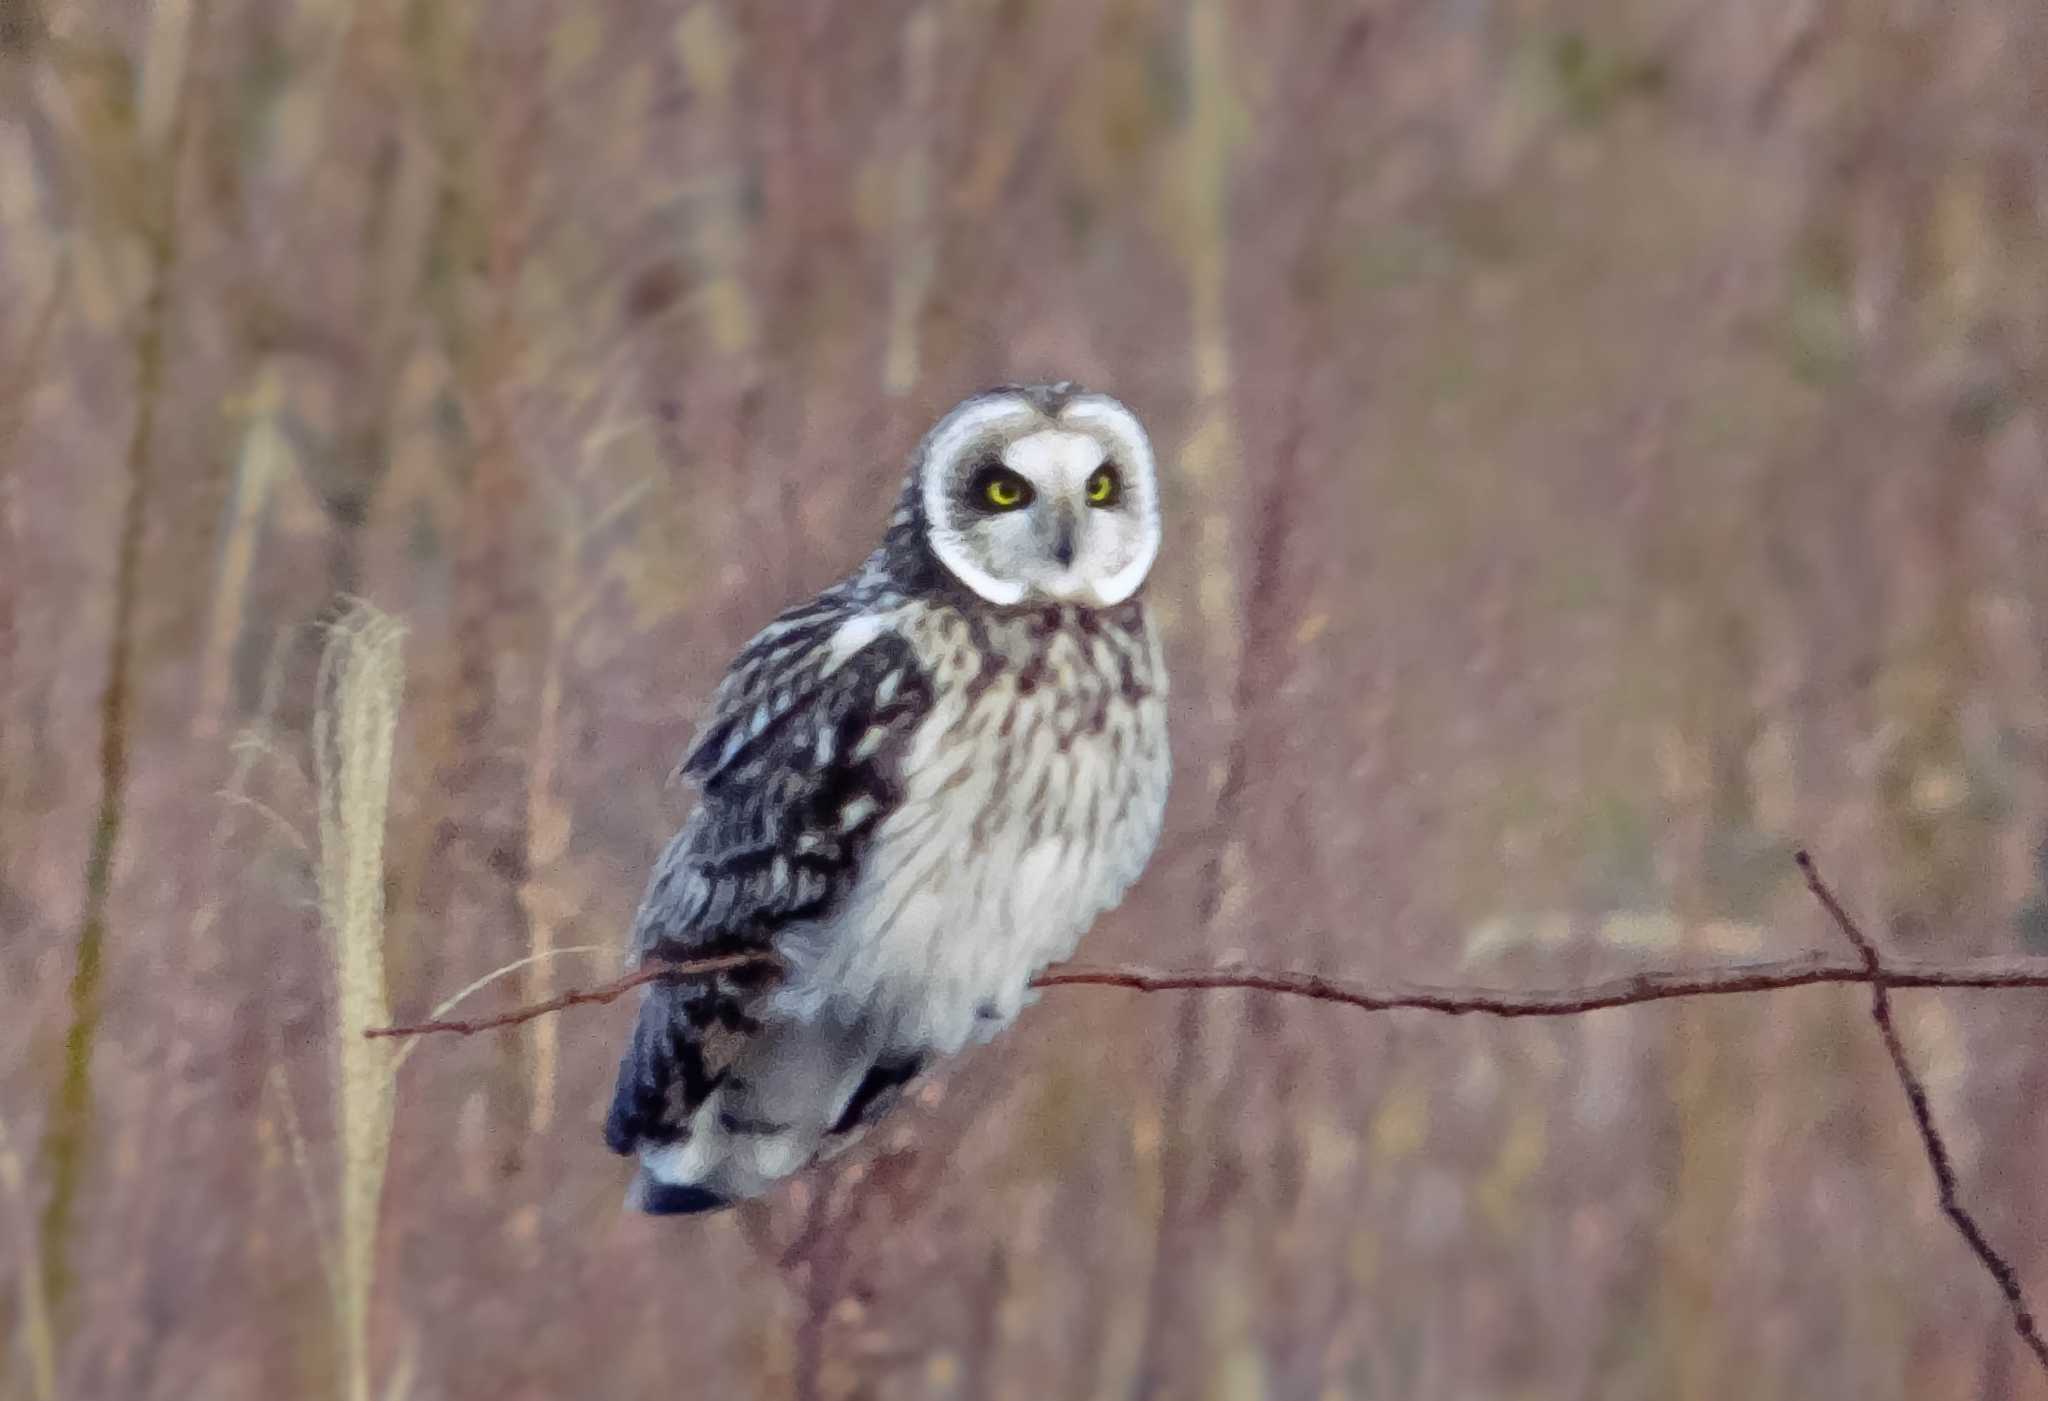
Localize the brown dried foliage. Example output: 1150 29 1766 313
7 0 2048 1397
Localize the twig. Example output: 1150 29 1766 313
362 953 775 1039
1796 849 2048 1377
363 948 2048 1040
1035 953 2048 1012
362 866 2048 1381
40 2 200 1323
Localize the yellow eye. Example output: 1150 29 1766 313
973 467 1033 511
1086 466 1120 506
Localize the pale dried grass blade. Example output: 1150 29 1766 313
313 602 406 1401
0 1111 60 1401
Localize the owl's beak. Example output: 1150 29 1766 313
1048 506 1077 568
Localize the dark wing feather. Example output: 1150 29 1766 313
629 604 931 959
606 600 932 1156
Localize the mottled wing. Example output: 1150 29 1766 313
606 598 933 1156
632 602 931 958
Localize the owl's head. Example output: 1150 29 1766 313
910 383 1162 608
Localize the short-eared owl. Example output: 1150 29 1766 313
604 383 1171 1214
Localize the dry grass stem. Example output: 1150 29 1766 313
314 602 407 1401
0 1111 59 1401
266 1065 337 1297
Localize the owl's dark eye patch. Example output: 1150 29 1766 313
967 462 1035 512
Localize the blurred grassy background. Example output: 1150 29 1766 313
4 0 2048 1397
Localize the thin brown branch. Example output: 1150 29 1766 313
363 948 2048 1042
362 953 776 1040
1796 849 2048 1378
361 863 2048 1382
1037 952 2048 1012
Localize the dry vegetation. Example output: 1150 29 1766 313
5 0 2048 1398
312 604 405 1401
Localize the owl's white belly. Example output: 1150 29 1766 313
642 604 1168 1206
770 674 1168 1058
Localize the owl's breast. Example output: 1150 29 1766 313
771 604 1169 1056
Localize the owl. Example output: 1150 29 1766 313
604 382 1171 1214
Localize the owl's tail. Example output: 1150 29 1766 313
604 985 736 1216
604 984 928 1217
